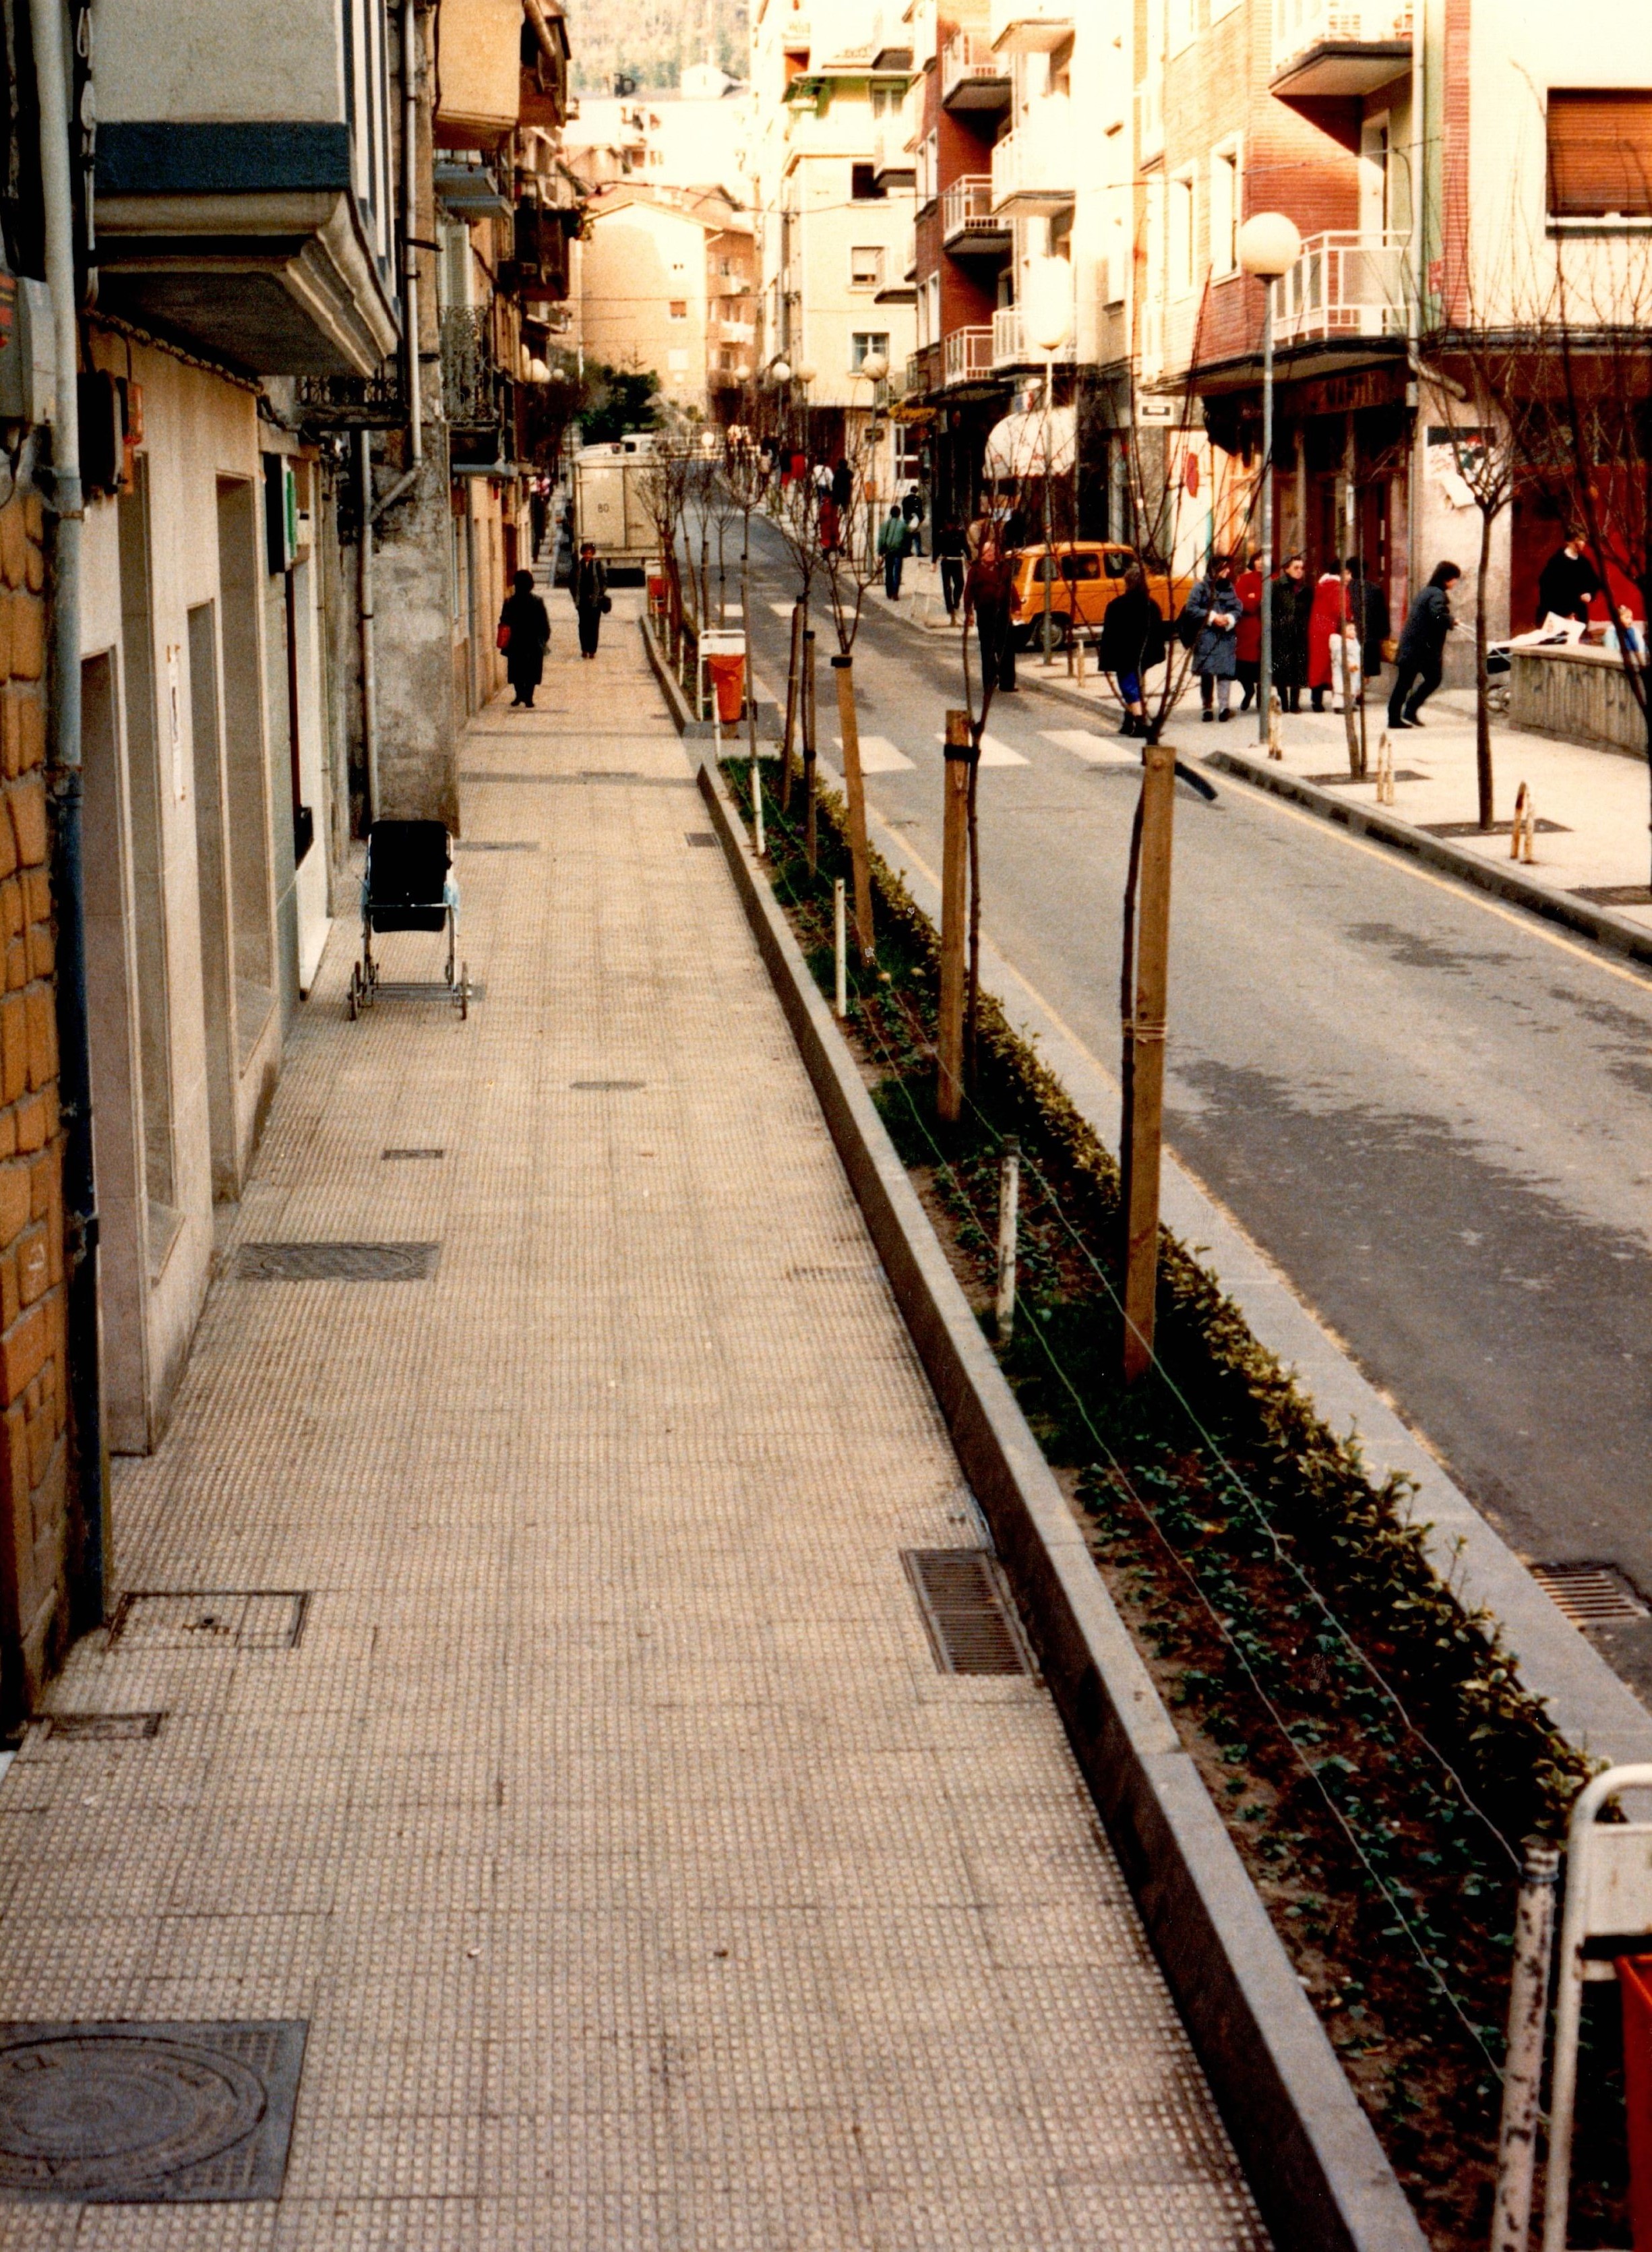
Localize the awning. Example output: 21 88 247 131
983 402 1075 481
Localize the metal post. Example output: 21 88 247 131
1491 1839 1560 2252
832 879 847 1018
938 710 972 1122
1041 352 1056 667
1258 276 1275 748
803 628 818 874
1121 735 1177 1382
995 1137 1020 1340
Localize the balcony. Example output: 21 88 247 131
1272 1 1413 97
993 303 1077 369
441 307 500 431
1273 230 1411 346
906 342 941 396
990 0 1074 54
990 112 1074 217
942 175 1012 253
942 326 995 388
873 111 915 184
717 319 757 344
870 1 913 69
941 32 1011 112
90 0 398 375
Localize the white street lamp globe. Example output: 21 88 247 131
860 350 888 382
770 359 792 386
1237 212 1303 282
794 359 818 386
1023 255 1072 353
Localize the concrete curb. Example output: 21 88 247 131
697 756 1430 2252
1204 744 1652 969
638 614 779 741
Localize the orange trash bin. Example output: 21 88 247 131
1621 1955 1652 2250
706 652 745 724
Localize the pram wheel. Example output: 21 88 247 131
458 965 470 1021
347 965 362 1020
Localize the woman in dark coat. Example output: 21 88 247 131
1184 554 1241 721
1387 561 1461 729
499 570 551 708
1097 566 1167 737
1267 553 1310 712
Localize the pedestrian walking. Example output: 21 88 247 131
1388 561 1461 729
900 480 925 557
529 477 549 562
1267 553 1310 711
965 527 1017 695
935 518 966 622
1536 529 1600 626
572 539 609 660
1233 547 1264 711
817 493 840 557
1097 565 1167 738
831 456 853 511
1306 564 1349 712
878 504 911 599
1184 553 1241 722
499 568 551 708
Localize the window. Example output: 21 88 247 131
1211 142 1240 276
1168 167 1195 297
1546 90 1652 218
669 300 687 319
850 245 884 290
851 162 885 202
851 330 890 369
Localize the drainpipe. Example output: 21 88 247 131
1407 0 1426 611
357 430 380 822
371 0 425 525
31 0 104 1631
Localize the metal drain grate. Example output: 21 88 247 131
1530 1561 1648 1628
43 1712 164 1742
0 2020 306 2201
109 1593 309 1652
570 1079 645 1091
237 1241 439 1281
381 1147 444 1161
452 839 539 852
685 831 717 847
903 1550 1031 1676
1306 769 1429 787
1573 884 1652 907
1419 816 1570 838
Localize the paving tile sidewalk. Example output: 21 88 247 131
0 597 1266 2247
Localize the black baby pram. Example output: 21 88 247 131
347 820 469 1020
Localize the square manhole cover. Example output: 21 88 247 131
0 2020 305 2201
685 831 717 847
237 1241 439 1281
109 1593 309 1651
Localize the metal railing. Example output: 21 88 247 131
906 343 940 395
990 109 1074 213
940 30 1008 104
992 304 1076 367
1273 0 1412 65
942 175 1002 243
1273 229 1411 345
440 307 499 430
942 326 994 386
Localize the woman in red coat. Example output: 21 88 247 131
1233 548 1264 710
1306 566 1349 711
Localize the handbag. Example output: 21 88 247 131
1380 635 1397 664
601 595 611 613
496 622 511 651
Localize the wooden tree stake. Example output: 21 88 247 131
938 708 973 1123
1121 735 1177 1383
833 654 875 960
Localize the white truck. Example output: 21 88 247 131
571 433 661 579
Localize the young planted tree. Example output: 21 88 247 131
766 406 828 841
814 423 890 963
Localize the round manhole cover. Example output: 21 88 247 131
0 2034 268 2195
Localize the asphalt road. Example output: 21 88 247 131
733 517 1652 1701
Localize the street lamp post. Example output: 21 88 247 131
1024 257 1073 668
1237 214 1302 749
855 348 889 568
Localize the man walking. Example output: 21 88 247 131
964 526 1017 695
1388 561 1461 729
878 504 911 600
572 540 609 661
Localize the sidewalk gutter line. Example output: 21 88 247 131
696 754 1431 2252
1204 744 1652 971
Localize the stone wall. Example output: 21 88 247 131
1510 644 1648 760
0 488 69 1721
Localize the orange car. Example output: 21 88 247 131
1006 543 1192 651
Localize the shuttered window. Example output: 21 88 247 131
1548 90 1652 218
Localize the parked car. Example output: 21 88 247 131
1006 543 1192 651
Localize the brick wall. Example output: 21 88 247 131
0 489 68 1723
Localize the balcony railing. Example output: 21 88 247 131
993 303 1076 367
717 318 756 344
942 326 994 386
990 110 1074 215
1273 1 1413 91
989 0 1074 53
1273 229 1411 346
942 175 1010 247
906 342 941 396
940 30 1010 109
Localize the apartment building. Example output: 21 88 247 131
1136 1 1652 658
0 0 576 1722
574 185 756 421
749 0 917 485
